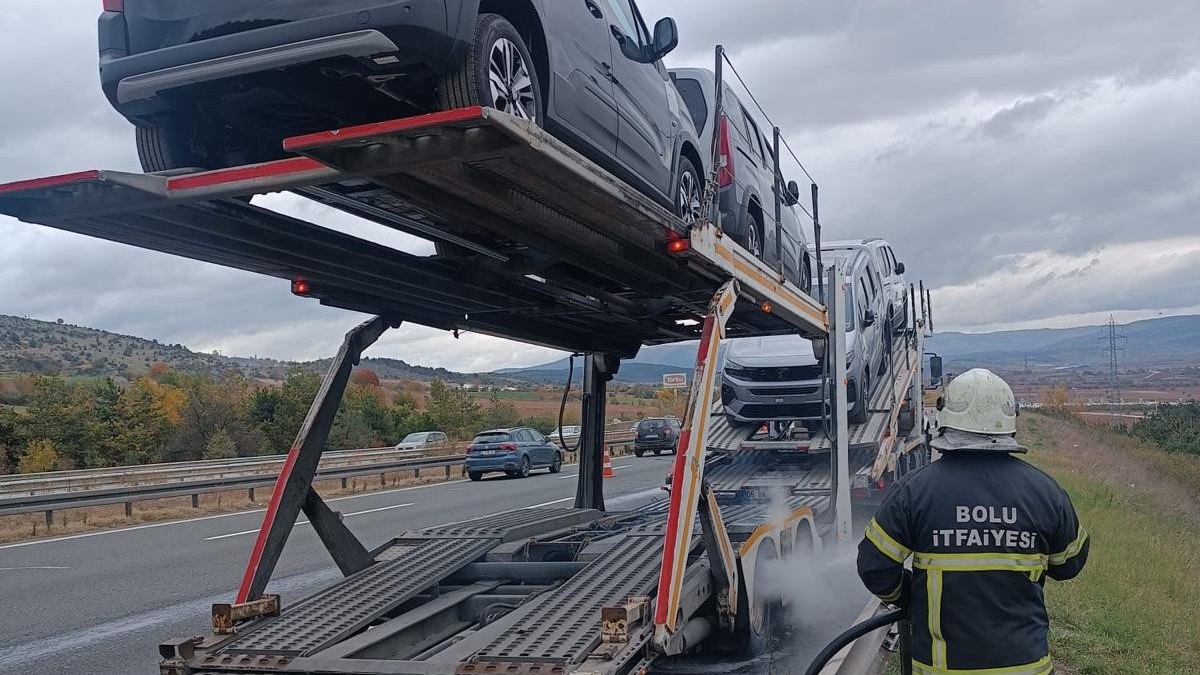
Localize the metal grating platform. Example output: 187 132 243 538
408 507 599 540
466 534 665 666
222 537 497 657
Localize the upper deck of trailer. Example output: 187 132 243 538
0 106 827 357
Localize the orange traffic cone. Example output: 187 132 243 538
602 449 615 479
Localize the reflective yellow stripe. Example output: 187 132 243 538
928 569 946 668
912 655 1052 675
865 517 911 564
1048 526 1088 566
913 551 1047 573
878 578 904 603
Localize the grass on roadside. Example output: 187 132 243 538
1021 414 1200 675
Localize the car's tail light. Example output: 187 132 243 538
103 0 124 11
716 115 735 188
467 445 478 453
500 442 517 451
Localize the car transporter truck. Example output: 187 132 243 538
0 89 932 675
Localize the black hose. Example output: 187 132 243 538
803 608 906 675
558 354 581 452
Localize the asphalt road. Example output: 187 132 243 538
0 457 877 675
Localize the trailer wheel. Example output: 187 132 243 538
735 542 781 657
136 124 205 173
439 14 543 125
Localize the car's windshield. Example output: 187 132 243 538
673 77 708 134
472 432 511 443
638 420 665 431
401 433 431 443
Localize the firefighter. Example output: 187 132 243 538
858 368 1089 675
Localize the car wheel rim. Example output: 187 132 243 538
678 170 702 225
489 38 536 123
746 222 762 259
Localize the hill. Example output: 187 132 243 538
929 315 1200 369
0 315 518 385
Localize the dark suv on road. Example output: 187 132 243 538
98 0 706 221
634 417 681 456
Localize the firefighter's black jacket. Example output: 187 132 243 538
858 452 1089 675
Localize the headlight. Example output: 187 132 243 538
724 363 752 380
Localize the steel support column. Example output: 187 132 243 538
829 263 853 545
236 315 397 603
575 353 620 511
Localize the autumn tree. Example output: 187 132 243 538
351 369 382 388
1043 384 1070 410
427 379 481 439
203 428 238 460
18 439 61 474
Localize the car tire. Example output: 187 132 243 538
675 156 703 226
438 13 543 125
743 212 765 262
468 471 484 482
549 452 563 474
516 455 532 478
850 373 870 424
653 447 663 456
136 124 205 173
634 448 645 458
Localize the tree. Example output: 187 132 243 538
1043 384 1070 410
426 379 481 439
481 392 520 430
203 429 238 460
148 362 171 379
352 369 382 388
18 439 61 473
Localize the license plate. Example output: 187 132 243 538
644 434 658 439
478 450 497 457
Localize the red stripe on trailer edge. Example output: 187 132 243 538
0 170 101 195
167 157 328 192
654 312 717 627
235 446 302 604
283 106 488 152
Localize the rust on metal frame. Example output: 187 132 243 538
211 594 281 634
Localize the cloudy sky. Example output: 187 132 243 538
1 1 1197 371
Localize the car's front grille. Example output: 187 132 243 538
739 402 826 419
748 386 820 396
727 364 822 382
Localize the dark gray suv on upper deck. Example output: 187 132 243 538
98 0 707 220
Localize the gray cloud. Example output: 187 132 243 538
1 0 1198 370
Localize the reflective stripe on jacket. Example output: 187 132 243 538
858 453 1089 672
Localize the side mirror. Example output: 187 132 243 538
650 17 679 61
863 310 877 328
786 179 802 206
895 262 906 276
930 355 943 380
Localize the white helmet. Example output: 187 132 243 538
937 368 1018 435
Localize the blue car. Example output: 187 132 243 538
466 427 563 481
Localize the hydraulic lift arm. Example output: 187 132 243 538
236 315 398 604
653 281 740 647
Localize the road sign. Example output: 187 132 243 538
662 373 688 389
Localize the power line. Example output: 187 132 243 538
1098 316 1127 422
719 52 818 186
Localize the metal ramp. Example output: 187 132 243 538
459 533 667 672
0 107 825 356
216 509 601 659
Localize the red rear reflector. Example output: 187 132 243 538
876 479 887 490
291 279 312 296
103 0 123 11
760 302 774 314
716 115 735 188
666 239 691 254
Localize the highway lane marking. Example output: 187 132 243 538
558 463 634 479
205 503 416 540
0 478 478 551
0 566 69 571
530 494 576 504
0 458 648 550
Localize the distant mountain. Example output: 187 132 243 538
929 315 1200 369
0 315 526 385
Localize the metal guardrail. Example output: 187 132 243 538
0 434 637 524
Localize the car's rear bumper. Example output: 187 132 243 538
465 454 521 473
635 440 676 452
101 2 456 118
